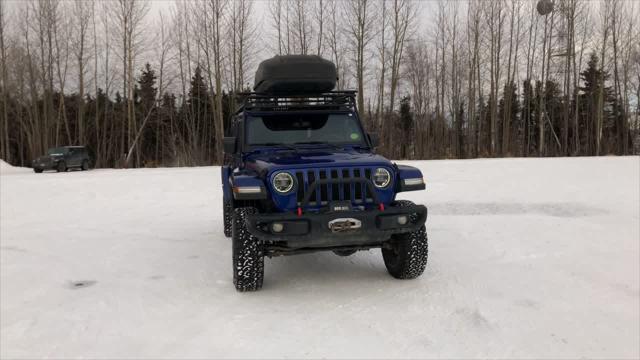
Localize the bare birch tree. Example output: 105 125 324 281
315 0 325 56
388 0 416 113
596 0 611 155
268 0 284 55
229 0 255 92
71 0 92 146
325 0 347 90
293 0 311 54
344 0 374 113
112 0 150 167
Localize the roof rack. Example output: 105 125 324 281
235 91 357 113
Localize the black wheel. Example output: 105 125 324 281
333 249 357 257
56 161 67 172
223 199 233 238
33 168 43 173
232 207 264 292
381 200 429 279
81 159 89 170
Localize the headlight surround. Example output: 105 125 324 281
372 168 391 188
272 172 295 193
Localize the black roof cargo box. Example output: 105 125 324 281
253 55 337 95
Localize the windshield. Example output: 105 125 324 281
47 147 69 155
246 112 366 146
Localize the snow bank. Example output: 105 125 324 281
0 159 31 175
1 157 638 359
0 159 14 173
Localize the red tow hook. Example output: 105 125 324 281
297 207 303 217
378 203 385 211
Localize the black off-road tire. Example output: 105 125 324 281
34 168 43 173
232 207 264 292
56 161 67 172
382 200 429 279
81 159 89 171
223 199 233 238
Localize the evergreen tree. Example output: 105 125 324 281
499 81 519 155
478 95 492 156
532 80 544 155
135 63 158 165
521 80 535 156
181 66 213 164
399 96 413 159
476 95 489 156
578 53 614 155
137 63 157 112
544 80 563 155
187 66 209 112
456 101 465 158
610 96 631 155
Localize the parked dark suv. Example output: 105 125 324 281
221 55 428 291
32 146 92 173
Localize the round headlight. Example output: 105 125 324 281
272 172 294 193
373 168 391 188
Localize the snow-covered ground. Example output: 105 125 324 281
1 157 639 359
0 160 31 175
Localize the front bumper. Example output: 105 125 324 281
32 161 56 170
246 204 427 251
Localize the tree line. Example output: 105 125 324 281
384 0 640 159
0 0 639 169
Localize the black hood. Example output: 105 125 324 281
245 148 393 175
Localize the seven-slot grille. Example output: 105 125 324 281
293 167 386 207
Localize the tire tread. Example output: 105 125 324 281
382 200 429 279
232 207 264 292
223 200 233 238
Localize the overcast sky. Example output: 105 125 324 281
1 0 459 96
144 0 439 92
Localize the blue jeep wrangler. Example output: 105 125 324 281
221 55 428 291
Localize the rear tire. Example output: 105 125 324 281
56 161 67 172
223 199 233 238
81 159 89 170
34 168 43 173
232 207 264 292
382 200 429 279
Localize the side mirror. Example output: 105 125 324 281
367 133 379 148
223 137 237 154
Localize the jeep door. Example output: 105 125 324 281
78 148 88 164
67 148 81 167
